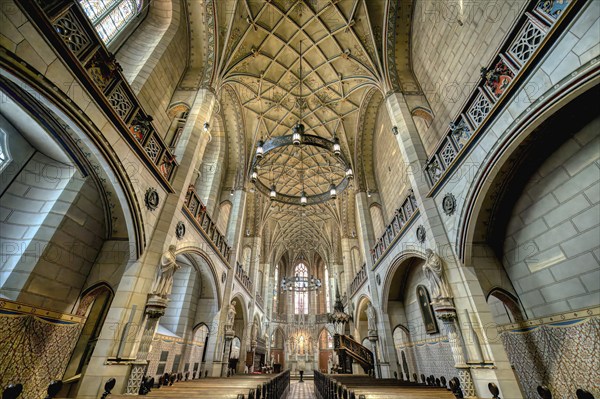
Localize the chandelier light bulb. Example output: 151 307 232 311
300 191 307 205
256 140 264 159
329 184 337 199
251 169 258 183
346 168 354 179
292 123 304 145
333 137 341 156
270 185 277 200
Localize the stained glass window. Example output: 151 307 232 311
294 263 308 314
0 130 11 173
79 0 143 44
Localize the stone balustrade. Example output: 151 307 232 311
18 0 180 191
371 191 419 265
255 292 264 310
235 262 253 293
184 187 231 262
350 264 367 298
424 0 578 194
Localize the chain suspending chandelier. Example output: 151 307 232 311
249 41 353 206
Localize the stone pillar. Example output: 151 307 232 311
223 327 235 376
212 188 246 376
435 304 476 398
77 89 216 397
125 296 167 393
385 92 521 397
340 238 353 296
355 192 390 374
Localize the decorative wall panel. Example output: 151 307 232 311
501 316 600 399
146 333 205 378
396 337 457 382
0 302 83 399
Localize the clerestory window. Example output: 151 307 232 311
79 0 143 44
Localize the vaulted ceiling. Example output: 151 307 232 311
195 0 415 263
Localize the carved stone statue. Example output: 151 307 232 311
422 249 451 302
226 301 237 328
366 302 377 332
151 245 180 297
251 322 258 341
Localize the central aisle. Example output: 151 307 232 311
287 380 316 399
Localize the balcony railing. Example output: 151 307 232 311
271 314 287 323
256 292 264 310
16 0 178 191
371 191 419 265
424 0 580 194
235 262 253 293
350 264 367 297
183 186 231 263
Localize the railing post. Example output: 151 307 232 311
44 380 63 399
100 378 116 399
2 383 23 399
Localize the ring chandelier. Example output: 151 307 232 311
249 40 353 206
250 130 353 206
281 274 322 292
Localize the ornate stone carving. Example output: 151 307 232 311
423 249 452 303
366 302 377 334
416 225 426 243
150 245 180 298
226 300 236 330
87 51 123 90
442 193 456 216
175 221 186 239
144 187 159 211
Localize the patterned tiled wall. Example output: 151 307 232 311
501 315 600 399
146 334 206 379
396 338 457 382
0 307 82 399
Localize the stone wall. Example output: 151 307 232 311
0 301 83 399
503 116 599 319
0 117 105 313
373 103 408 222
411 0 527 154
146 333 206 379
500 314 600 399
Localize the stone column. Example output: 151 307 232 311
78 89 216 397
223 327 235 376
340 238 354 296
385 92 521 396
211 188 246 376
125 296 167 393
435 304 476 398
355 191 391 375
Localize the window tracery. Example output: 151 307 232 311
79 0 143 44
294 263 308 315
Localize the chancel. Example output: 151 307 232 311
0 1 598 399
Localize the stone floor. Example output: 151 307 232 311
287 380 316 398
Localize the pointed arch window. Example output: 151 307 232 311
79 0 143 44
294 263 308 315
